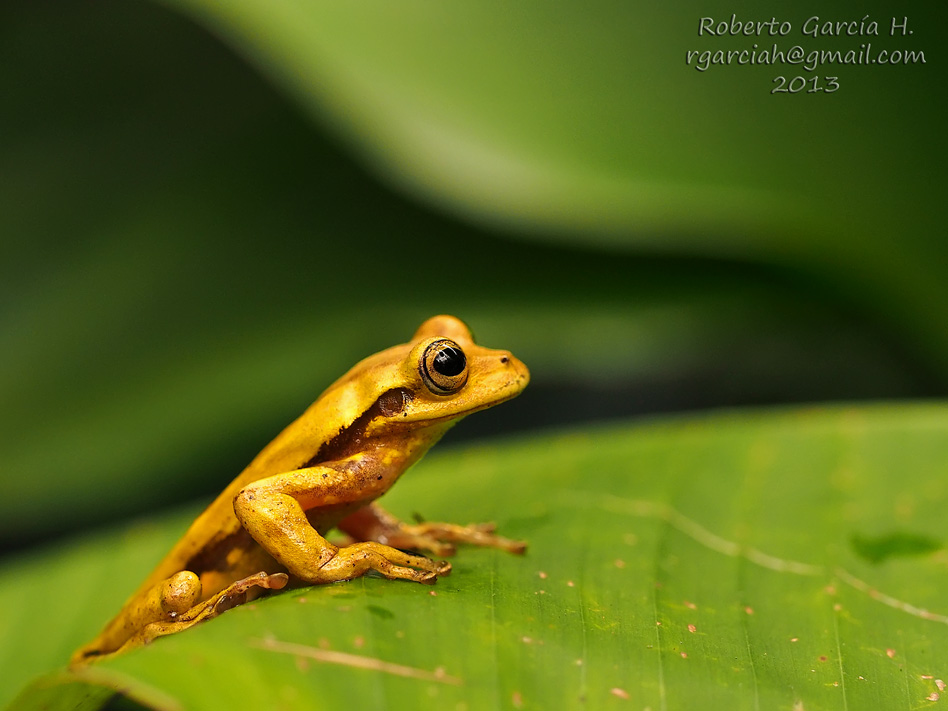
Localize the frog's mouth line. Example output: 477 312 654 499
421 374 529 423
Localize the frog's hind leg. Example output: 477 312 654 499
70 571 203 666
71 570 288 665
118 571 289 656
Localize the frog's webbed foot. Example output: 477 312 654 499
339 503 527 557
399 521 527 555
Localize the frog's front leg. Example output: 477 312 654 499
338 502 528 556
233 461 451 585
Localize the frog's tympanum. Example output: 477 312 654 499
72 315 529 665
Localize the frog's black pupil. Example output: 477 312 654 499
433 346 466 376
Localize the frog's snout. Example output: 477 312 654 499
499 351 530 389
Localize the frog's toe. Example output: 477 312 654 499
420 539 456 557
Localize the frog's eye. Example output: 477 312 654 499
420 339 468 394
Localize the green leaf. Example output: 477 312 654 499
851 531 943 565
6 404 948 709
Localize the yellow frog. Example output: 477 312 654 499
72 315 529 665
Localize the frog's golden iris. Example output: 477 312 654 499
420 338 468 394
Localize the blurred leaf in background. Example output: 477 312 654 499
161 0 948 355
2 0 942 551
1 0 946 706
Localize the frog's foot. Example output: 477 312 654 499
399 521 528 556
338 503 527 557
185 571 290 621
116 571 289 656
314 541 451 584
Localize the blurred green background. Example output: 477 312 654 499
1 0 945 559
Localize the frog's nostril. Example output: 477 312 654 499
500 356 509 363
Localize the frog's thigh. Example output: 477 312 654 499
234 468 450 584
